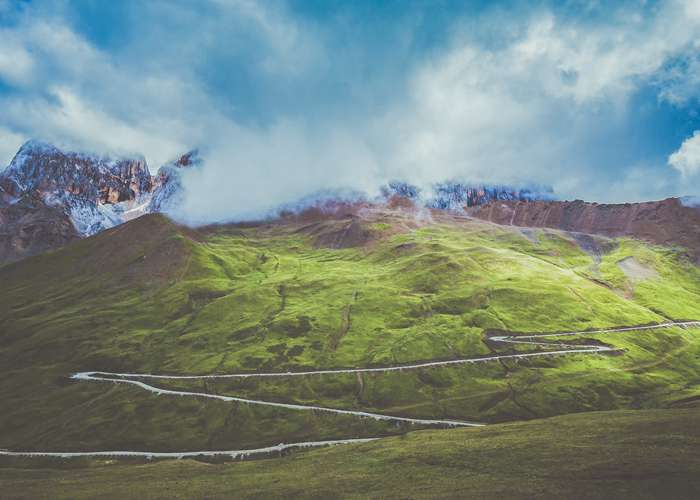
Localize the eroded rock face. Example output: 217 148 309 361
0 185 12 204
1 142 198 227
0 141 155 236
467 198 700 260
428 183 555 210
381 181 555 210
0 193 80 265
2 141 152 204
0 141 198 264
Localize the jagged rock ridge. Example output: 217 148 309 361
381 181 555 210
0 141 197 264
467 198 700 261
5 140 699 266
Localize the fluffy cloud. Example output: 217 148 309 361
2 0 700 222
669 131 700 176
0 20 194 166
0 37 34 85
176 122 382 222
383 2 700 200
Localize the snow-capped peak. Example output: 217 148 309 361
0 140 193 236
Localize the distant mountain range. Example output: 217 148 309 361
381 181 555 209
1 140 700 265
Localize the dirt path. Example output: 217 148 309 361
69 371 482 427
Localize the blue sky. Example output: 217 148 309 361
1 0 700 221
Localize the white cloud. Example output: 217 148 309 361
2 86 184 164
0 19 205 167
379 2 700 199
210 0 322 75
0 5 377 221
2 0 700 220
669 131 700 176
0 36 34 85
176 121 382 223
0 127 25 167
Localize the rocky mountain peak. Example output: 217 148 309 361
2 140 152 205
173 150 201 168
0 141 196 261
148 149 200 214
381 181 555 210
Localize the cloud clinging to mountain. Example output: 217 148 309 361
1 1 700 222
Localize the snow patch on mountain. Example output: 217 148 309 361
0 140 194 237
149 151 201 214
1 140 558 240
381 181 555 211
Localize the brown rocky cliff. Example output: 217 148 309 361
1 141 152 205
467 198 700 259
0 193 80 265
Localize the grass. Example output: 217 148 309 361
1 406 699 499
1 211 700 454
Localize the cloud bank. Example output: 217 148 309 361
1 1 700 223
669 131 700 176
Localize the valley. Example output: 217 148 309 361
3 2 700 497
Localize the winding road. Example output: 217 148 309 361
2 320 697 460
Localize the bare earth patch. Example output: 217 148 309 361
618 256 658 281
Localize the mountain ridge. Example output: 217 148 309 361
3 140 700 265
466 197 700 261
0 141 197 264
2 204 700 458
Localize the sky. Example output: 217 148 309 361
1 0 700 222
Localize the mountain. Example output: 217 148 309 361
0 141 196 264
466 197 700 261
0 140 153 235
2 207 700 455
1 141 153 201
0 141 564 265
381 181 555 209
148 150 200 213
2 204 700 497
0 191 80 264
4 140 700 269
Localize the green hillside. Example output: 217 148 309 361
1 210 700 453
2 407 699 499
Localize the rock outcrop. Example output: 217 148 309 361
1 140 152 204
0 192 80 265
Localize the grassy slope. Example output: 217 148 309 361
1 212 700 452
2 407 699 500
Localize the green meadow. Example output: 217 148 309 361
1 211 699 454
2 407 699 500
